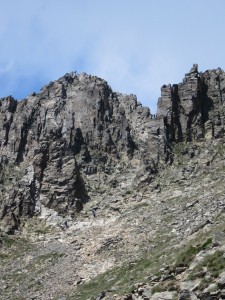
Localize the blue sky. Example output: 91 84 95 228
0 0 225 113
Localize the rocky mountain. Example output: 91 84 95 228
1 65 225 300
0 71 160 233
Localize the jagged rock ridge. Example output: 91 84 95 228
1 65 225 233
158 64 225 160
0 72 160 233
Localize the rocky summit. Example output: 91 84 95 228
1 65 225 300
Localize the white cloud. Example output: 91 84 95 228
0 60 14 75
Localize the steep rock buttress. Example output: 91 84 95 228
0 73 160 233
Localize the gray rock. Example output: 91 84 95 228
1 66 225 232
179 290 191 300
142 286 152 299
203 283 218 293
220 289 225 299
179 290 197 300
198 292 211 300
180 280 201 292
150 291 177 300
217 271 225 289
95 291 106 300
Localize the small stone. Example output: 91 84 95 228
175 267 187 275
122 294 132 300
151 291 177 300
203 283 218 293
217 272 225 289
95 291 106 300
179 289 191 300
198 292 211 300
220 289 225 299
138 287 145 295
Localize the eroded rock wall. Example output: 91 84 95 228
1 65 225 233
0 73 161 232
158 64 225 160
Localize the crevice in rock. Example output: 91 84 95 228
171 84 183 142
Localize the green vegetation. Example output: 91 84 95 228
34 228 50 235
70 233 177 300
35 252 64 265
6 235 32 250
2 269 26 283
188 250 225 282
2 234 16 247
0 252 10 259
172 142 188 156
69 257 153 300
176 245 198 267
1 234 34 260
27 278 43 292
67 231 220 299
215 143 225 155
171 142 189 165
176 238 212 267
199 238 213 251
198 278 213 291
151 280 177 294
24 217 55 236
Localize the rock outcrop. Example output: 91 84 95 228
1 65 225 233
158 64 225 160
0 72 161 233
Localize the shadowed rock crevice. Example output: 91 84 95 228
16 107 38 163
171 84 183 142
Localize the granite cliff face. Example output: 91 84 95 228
0 72 162 233
158 64 225 161
1 65 225 233
1 65 225 300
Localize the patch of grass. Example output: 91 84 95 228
2 270 26 283
0 252 10 259
215 143 225 156
152 280 177 295
172 142 187 155
35 252 64 266
70 236 178 300
2 235 16 247
198 278 213 291
189 250 225 281
34 228 50 235
66 218 215 300
2 235 28 248
133 202 149 210
24 217 54 235
176 238 212 267
176 245 198 267
27 278 43 291
1 235 35 260
70 257 154 300
198 238 213 251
